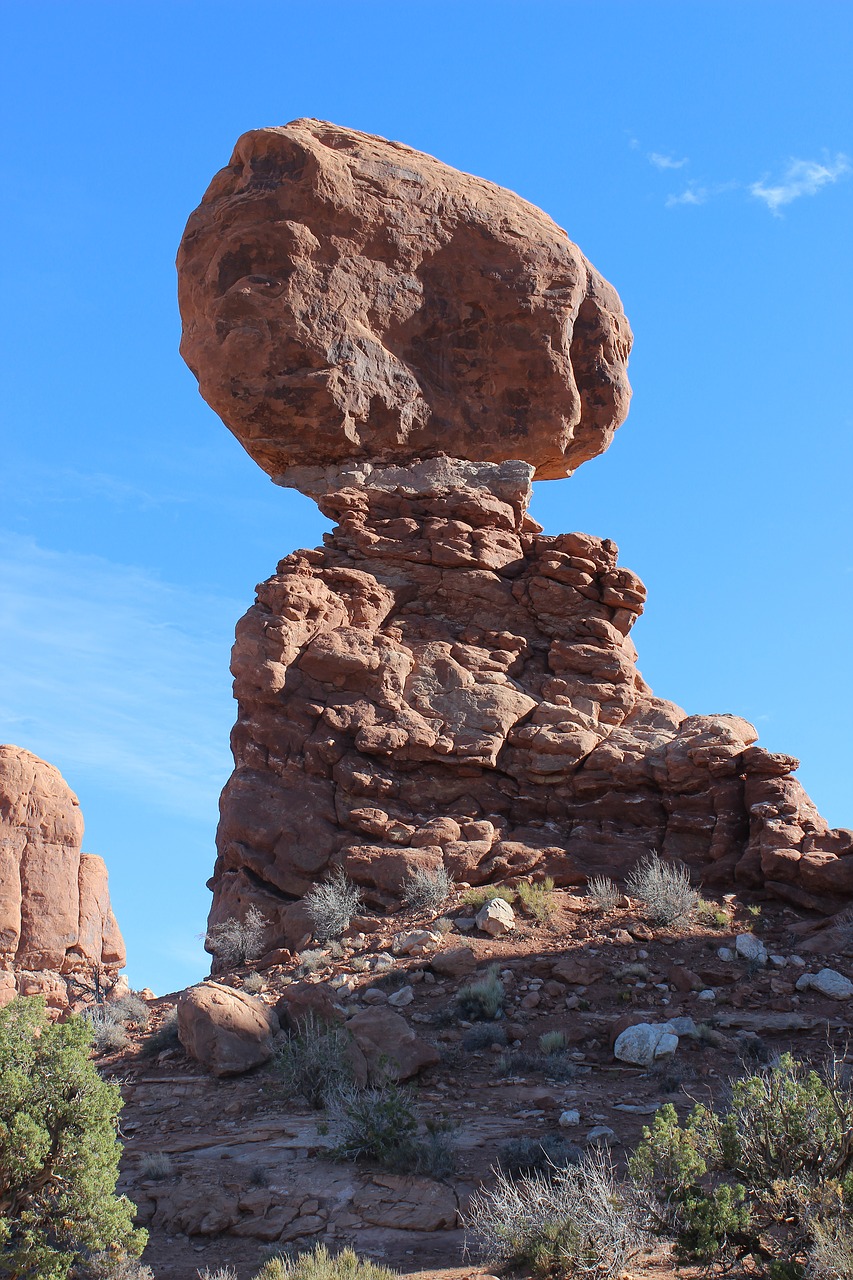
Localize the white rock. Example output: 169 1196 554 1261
388 985 415 1008
697 989 716 1001
717 946 734 962
665 1017 697 1037
614 1023 679 1067
476 897 516 936
788 954 806 968
736 933 768 966
797 968 853 999
586 1125 616 1145
392 930 441 956
769 955 787 968
558 1109 581 1127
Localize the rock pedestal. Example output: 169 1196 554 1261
207 458 852 933
0 745 126 1008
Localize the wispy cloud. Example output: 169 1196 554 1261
750 154 851 214
648 151 688 171
666 184 709 207
0 533 240 822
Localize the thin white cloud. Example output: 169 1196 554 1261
750 154 851 214
0 533 240 822
649 151 688 170
666 185 709 207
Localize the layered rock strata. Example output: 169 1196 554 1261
177 118 632 481
0 745 126 1007
207 457 852 937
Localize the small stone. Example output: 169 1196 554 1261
717 947 734 962
565 995 580 1011
558 1109 581 1127
362 988 388 1005
476 898 516 936
736 934 768 966
769 955 787 968
796 968 853 999
586 1125 616 1145
697 989 716 1001
388 986 414 1008
788 955 806 968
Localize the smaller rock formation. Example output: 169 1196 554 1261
0 745 126 1008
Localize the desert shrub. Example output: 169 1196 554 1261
205 904 269 967
295 948 327 975
401 864 454 914
516 877 556 923
696 897 733 928
466 1146 641 1278
0 997 146 1280
77 1257 155 1279
138 1151 174 1181
461 884 515 907
808 1219 853 1279
434 916 454 935
495 1050 578 1083
242 971 265 994
585 875 620 913
139 1007 180 1057
499 1134 581 1177
538 1029 568 1054
463 1024 507 1051
253 1245 398 1280
629 1053 853 1274
108 993 150 1028
82 1005 131 1055
248 1164 270 1188
626 854 698 926
456 965 504 1020
274 1013 355 1109
197 1270 237 1280
332 1082 455 1177
304 870 362 943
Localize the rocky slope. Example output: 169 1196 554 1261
0 744 126 1008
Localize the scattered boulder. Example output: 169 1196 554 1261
178 982 279 1077
614 1023 679 1067
795 968 853 1000
275 980 342 1029
736 933 768 966
346 1006 439 1080
430 946 477 979
476 898 516 937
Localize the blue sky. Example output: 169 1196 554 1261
1 1 850 994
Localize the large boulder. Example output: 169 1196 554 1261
0 745 125 1006
346 1006 439 1081
178 119 632 484
178 982 280 1077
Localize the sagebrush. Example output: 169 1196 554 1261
205 905 269 966
456 964 504 1020
304 870 362 942
626 853 698 925
466 1146 642 1278
274 1013 355 1108
401 864 454 914
585 875 620 913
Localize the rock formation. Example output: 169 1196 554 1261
176 121 852 946
0 744 126 1007
177 119 631 481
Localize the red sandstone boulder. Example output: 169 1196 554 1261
178 982 280 1077
178 119 632 483
0 745 126 1004
346 1006 440 1081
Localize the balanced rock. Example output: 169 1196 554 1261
0 745 125 1007
181 128 852 938
177 981 280 1076
178 119 632 482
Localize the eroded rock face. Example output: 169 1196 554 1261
0 745 126 1007
208 459 852 931
178 119 632 482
